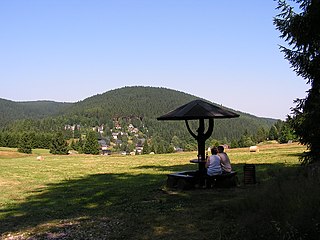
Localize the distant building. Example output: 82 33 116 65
98 139 111 155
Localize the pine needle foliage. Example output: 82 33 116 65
274 0 320 164
49 131 69 155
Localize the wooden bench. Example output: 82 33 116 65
205 171 238 188
166 171 197 190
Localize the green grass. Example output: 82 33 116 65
0 143 319 239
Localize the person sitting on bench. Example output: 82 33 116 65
217 145 232 173
205 147 222 176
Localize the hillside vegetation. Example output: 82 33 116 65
0 87 276 145
0 98 72 128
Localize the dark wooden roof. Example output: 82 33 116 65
157 99 240 120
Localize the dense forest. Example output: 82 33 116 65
0 98 72 128
0 86 293 154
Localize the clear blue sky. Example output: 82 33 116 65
0 0 308 120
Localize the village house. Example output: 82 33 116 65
112 132 119 140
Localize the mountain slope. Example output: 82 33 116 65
0 86 277 142
0 98 72 128
61 86 276 141
63 86 198 119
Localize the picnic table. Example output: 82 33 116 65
157 99 239 190
166 158 238 190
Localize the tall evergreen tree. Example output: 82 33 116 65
274 0 320 164
143 139 150 154
278 122 297 143
50 132 69 155
268 125 279 141
238 130 255 148
70 137 84 153
254 127 267 143
18 133 32 154
83 131 100 155
170 135 181 148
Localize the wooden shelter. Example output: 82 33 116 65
157 99 239 165
158 99 240 188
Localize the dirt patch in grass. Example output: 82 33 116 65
1 217 124 240
0 151 26 159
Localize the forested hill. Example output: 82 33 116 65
1 86 277 143
63 86 199 121
62 86 276 133
0 98 72 128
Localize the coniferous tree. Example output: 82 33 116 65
274 0 320 164
167 144 175 153
83 131 100 155
268 125 279 141
231 139 239 148
18 133 32 154
209 139 220 147
157 140 166 154
73 125 81 138
28 131 36 149
71 137 84 153
1 132 18 148
70 139 76 151
184 143 197 151
127 142 135 153
238 130 255 148
278 122 297 144
150 136 159 154
170 135 181 148
254 127 267 143
143 139 150 154
149 142 156 153
50 132 69 155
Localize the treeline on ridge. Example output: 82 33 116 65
0 86 294 154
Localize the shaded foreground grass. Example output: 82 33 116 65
0 143 319 239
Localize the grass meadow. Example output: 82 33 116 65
0 143 319 239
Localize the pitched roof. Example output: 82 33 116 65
157 99 240 120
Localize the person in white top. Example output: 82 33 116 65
205 147 222 176
217 145 232 173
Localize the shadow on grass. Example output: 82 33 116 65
0 172 170 238
0 162 312 239
133 162 292 180
285 152 305 158
131 163 195 172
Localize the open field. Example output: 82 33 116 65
0 143 319 239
